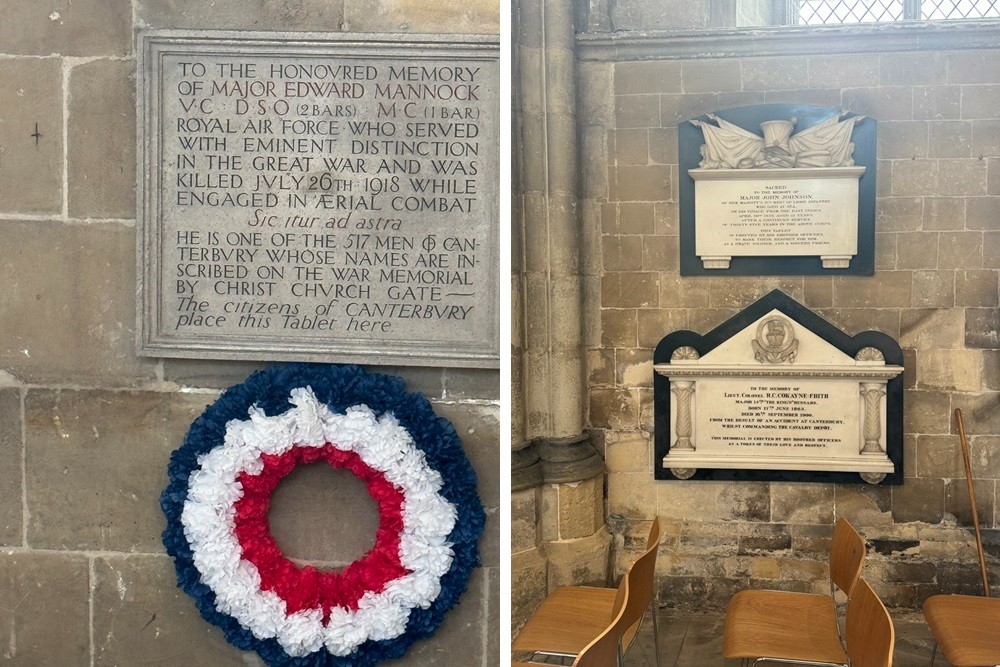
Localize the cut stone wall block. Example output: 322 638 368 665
558 475 605 539
605 436 650 473
913 85 961 120
718 483 770 522
878 122 928 159
345 0 499 34
0 58 63 214
912 271 954 309
928 121 973 158
972 120 1000 157
891 159 937 197
512 548 548 634
770 483 835 525
881 53 947 87
614 95 660 129
923 196 965 231
512 488 540 553
431 402 500 508
876 196 922 232
900 308 965 349
896 232 938 269
67 59 135 218
904 390 952 435
807 55 879 88
1 0 131 56
682 60 740 94
843 87 913 121
660 92 720 127
892 478 945 523
600 308 638 347
608 471 654 518
916 434 965 479
615 61 682 96
0 552 89 664
741 58 807 92
965 308 1000 349
835 485 893 526
616 348 653 387
92 556 253 665
737 523 792 554
0 220 156 385
637 308 687 349
916 349 985 392
944 479 995 528
391 567 490 665
0 390 22 547
938 159 988 196
25 389 211 551
962 85 1000 120
608 165 672 202
443 369 500 400
832 272 911 308
546 527 612 590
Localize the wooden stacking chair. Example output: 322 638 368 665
728 577 894 667
723 518 866 666
512 518 661 666
924 595 1000 666
844 578 895 667
514 587 634 667
922 409 1000 667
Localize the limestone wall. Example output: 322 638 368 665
0 2 499 664
578 25 1000 609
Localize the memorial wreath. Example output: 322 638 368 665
161 363 485 666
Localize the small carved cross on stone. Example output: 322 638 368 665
31 123 42 146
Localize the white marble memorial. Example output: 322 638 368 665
654 310 902 484
689 113 866 270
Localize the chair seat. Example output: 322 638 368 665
512 586 619 655
723 589 848 664
924 594 1000 667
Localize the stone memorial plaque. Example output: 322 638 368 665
653 290 904 484
678 104 876 276
137 30 500 367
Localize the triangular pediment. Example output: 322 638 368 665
697 308 855 366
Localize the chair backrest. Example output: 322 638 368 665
575 568 632 667
845 578 895 667
830 518 866 598
612 518 660 620
620 519 660 643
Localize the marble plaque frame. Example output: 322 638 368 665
136 29 500 367
653 290 904 484
678 104 876 276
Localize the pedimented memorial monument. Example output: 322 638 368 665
679 105 876 276
653 291 903 484
137 30 500 367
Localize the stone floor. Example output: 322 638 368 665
521 608 947 666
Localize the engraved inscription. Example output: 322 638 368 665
698 380 853 455
139 32 500 366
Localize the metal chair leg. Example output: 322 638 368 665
650 603 661 667
930 641 938 667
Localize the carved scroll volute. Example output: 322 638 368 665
860 382 886 454
671 380 696 451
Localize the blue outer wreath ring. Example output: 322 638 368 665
161 363 485 666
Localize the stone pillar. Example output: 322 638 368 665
513 0 611 633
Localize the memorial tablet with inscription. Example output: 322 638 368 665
653 290 904 484
137 30 499 367
678 104 876 276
